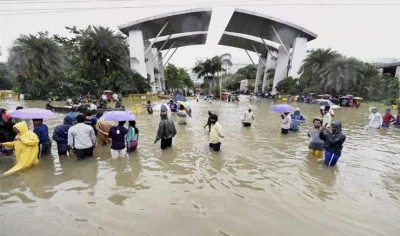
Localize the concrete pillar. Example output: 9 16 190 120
254 55 266 93
395 66 400 79
152 48 162 93
377 68 383 77
272 45 290 95
262 51 278 93
144 41 156 93
158 52 166 91
128 30 147 77
288 37 307 78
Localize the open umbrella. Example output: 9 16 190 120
177 101 192 117
102 111 136 122
11 108 55 119
152 103 170 111
174 95 186 103
272 104 295 113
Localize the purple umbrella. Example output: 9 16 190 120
272 104 295 113
11 108 55 119
102 111 136 122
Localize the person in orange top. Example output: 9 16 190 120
0 121 39 175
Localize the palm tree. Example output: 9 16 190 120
298 48 339 87
319 56 366 93
8 33 66 97
80 26 128 73
192 56 222 88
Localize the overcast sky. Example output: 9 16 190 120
1 0 399 67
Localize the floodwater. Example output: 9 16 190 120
0 98 399 236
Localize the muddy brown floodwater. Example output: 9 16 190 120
0 98 399 236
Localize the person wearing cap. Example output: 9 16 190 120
242 107 255 127
320 121 346 166
308 118 324 157
382 108 395 128
290 108 306 132
368 107 382 129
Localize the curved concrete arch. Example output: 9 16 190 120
120 8 317 94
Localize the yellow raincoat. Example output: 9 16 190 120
3 121 39 175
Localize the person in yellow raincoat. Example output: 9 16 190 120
0 121 39 175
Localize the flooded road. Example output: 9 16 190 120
1 98 399 236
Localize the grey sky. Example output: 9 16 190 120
1 0 399 67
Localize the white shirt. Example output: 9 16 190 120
243 111 255 124
323 113 332 127
88 103 97 110
112 93 118 100
282 115 291 129
369 112 382 128
210 122 223 144
101 94 107 100
197 94 200 99
68 123 96 149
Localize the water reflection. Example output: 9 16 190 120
0 98 400 235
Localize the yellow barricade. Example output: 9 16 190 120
128 94 159 102
0 91 19 100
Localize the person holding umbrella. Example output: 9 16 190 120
33 119 51 157
68 114 96 160
154 112 177 149
281 112 291 134
109 121 129 159
177 104 188 125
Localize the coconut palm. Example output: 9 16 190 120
192 56 222 88
298 48 339 87
8 33 66 78
8 33 66 97
319 56 366 93
79 26 128 73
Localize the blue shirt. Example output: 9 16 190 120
169 103 178 113
290 114 305 131
34 123 50 144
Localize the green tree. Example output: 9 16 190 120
222 73 245 91
275 77 300 94
54 25 150 96
165 64 194 90
0 63 14 90
236 64 257 80
298 48 339 88
192 56 222 88
8 32 67 98
319 56 366 93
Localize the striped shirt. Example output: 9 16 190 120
68 123 96 149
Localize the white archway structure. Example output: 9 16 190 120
119 8 317 94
